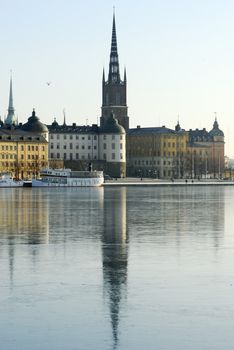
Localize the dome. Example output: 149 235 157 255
100 112 125 134
22 109 48 133
209 119 224 137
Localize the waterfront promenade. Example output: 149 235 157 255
104 177 234 186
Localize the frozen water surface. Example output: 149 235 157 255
0 186 234 349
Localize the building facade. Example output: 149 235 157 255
127 124 188 178
0 109 48 179
47 112 126 178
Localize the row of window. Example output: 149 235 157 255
134 160 171 166
50 153 123 161
0 145 45 151
0 154 45 160
0 162 47 168
50 134 123 141
51 153 97 160
50 144 97 150
51 135 97 140
163 142 184 148
103 143 123 150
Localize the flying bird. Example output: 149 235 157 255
46 82 52 86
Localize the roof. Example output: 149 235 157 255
22 110 48 133
128 126 181 135
48 123 99 134
100 113 125 134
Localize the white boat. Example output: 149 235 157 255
32 168 104 187
0 173 24 187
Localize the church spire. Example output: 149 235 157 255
5 74 17 126
108 12 120 83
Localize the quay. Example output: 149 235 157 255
103 178 234 187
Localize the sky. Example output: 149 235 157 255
1 0 234 156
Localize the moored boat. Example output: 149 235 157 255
32 168 104 187
0 173 24 187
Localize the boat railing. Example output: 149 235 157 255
70 171 103 178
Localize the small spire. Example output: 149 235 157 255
5 73 17 126
108 11 120 82
124 66 127 82
63 108 66 126
102 68 105 82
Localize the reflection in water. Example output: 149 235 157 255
0 186 231 350
102 187 128 349
0 189 49 285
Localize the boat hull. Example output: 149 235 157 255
32 177 104 187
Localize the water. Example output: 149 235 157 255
1 186 234 350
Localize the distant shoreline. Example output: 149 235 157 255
103 178 234 187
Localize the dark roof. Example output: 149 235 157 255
0 127 47 142
209 119 224 137
48 123 99 134
128 126 179 135
22 109 48 133
189 128 211 143
99 113 125 134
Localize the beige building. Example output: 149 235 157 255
127 123 188 178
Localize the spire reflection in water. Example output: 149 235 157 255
102 187 128 349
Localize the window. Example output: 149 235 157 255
76 145 79 149
28 155 31 159
94 145 97 150
82 145 85 150
64 145 67 149
51 143 54 149
103 143 106 150
82 136 85 140
112 135 115 140
10 146 13 151
94 135 97 140
64 135 67 140
120 153 123 159
57 153 60 158
51 153 54 158
42 146 45 151
88 146 91 150
32 146 34 151
76 135 79 140
70 143 73 149
112 143 115 150
103 153 106 160
36 146 38 151
120 135 123 140
51 135 54 139
103 135 106 140
2 146 4 150
57 144 60 149
64 153 67 159
70 153 73 160
112 153 115 160
70 135 73 140
88 136 91 140
120 143 123 149
76 153 79 159
21 155 23 159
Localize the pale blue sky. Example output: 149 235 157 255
1 0 234 155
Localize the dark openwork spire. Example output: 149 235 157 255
108 12 120 83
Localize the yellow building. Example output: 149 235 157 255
0 110 48 179
127 123 188 178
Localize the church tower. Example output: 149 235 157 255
100 13 129 130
